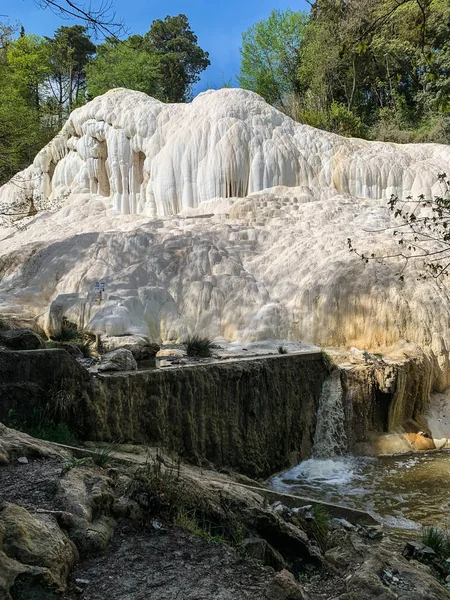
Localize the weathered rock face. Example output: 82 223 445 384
0 88 449 392
1 348 445 470
0 328 43 351
97 348 137 372
0 503 78 599
2 88 448 219
0 348 91 428
342 351 434 446
0 350 328 477
88 353 328 477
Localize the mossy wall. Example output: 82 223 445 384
87 354 328 478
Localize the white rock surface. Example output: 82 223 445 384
1 88 450 387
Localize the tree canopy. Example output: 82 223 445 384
239 10 308 112
239 0 450 141
0 14 210 187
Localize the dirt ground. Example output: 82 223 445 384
65 521 272 600
1 457 275 600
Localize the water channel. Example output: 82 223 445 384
272 451 450 537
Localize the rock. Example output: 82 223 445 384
402 541 436 560
97 348 137 372
0 422 71 463
17 456 28 464
56 466 117 556
59 342 85 358
357 524 384 540
241 537 286 570
101 335 160 364
0 328 43 350
0 503 78 598
331 518 355 531
265 569 307 599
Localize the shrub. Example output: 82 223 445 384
51 326 78 342
183 335 218 358
278 345 288 354
422 526 450 557
90 440 121 467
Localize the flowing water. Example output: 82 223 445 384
272 452 450 536
271 372 450 539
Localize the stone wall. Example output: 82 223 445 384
87 354 328 478
0 347 440 476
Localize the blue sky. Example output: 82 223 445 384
2 0 310 92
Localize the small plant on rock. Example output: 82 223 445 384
278 345 288 354
90 440 121 467
183 335 218 358
422 526 450 557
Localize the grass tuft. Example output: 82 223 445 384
90 440 122 467
183 335 218 358
422 526 450 557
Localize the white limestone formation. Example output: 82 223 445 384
1 88 450 388
1 88 448 218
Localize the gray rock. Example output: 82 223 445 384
241 537 285 570
17 456 28 464
0 328 43 350
331 518 355 531
101 335 160 364
97 349 137 372
402 541 436 560
265 569 307 600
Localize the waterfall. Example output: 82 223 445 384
312 369 348 458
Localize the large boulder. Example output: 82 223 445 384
0 503 78 599
0 329 43 351
101 335 160 364
97 348 137 372
265 569 308 600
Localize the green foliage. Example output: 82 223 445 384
295 505 331 554
174 509 225 544
24 411 76 445
143 14 210 102
132 449 184 518
239 9 308 111
61 456 90 473
45 339 91 357
90 440 120 467
46 25 96 118
0 26 53 185
87 15 210 103
86 39 162 98
240 0 450 142
183 335 218 358
422 526 450 558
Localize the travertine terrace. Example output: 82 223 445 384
1 88 450 385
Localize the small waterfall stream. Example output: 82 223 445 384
312 369 347 458
271 369 450 537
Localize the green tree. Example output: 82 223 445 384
239 9 308 112
0 25 52 185
299 0 450 141
46 25 96 123
144 14 210 102
86 37 162 98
